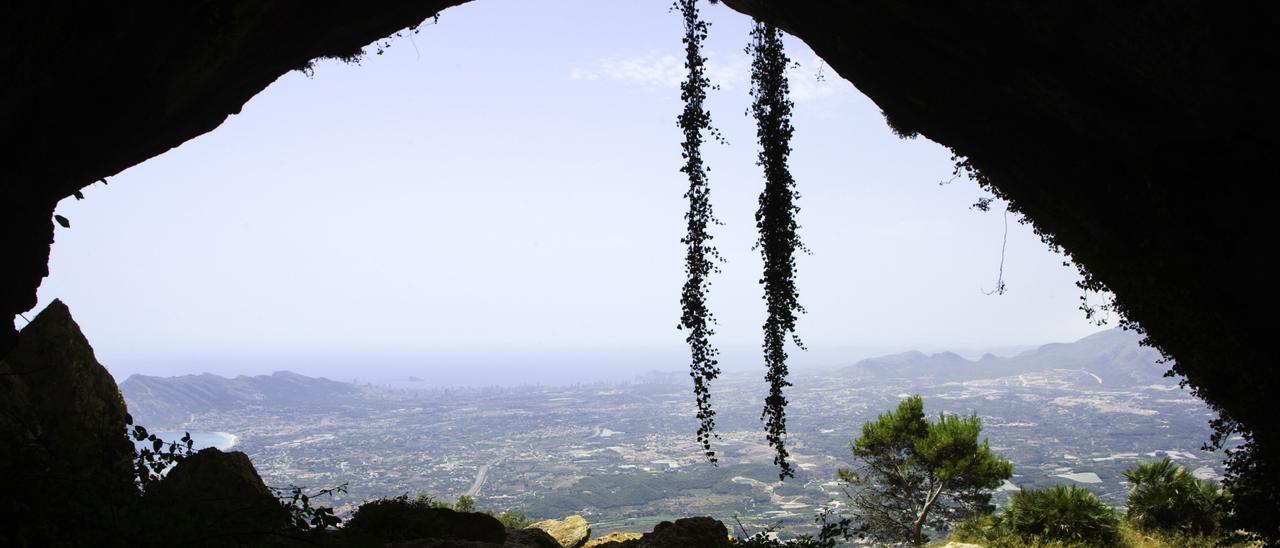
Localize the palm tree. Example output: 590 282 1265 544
1001 485 1121 545
1123 458 1225 534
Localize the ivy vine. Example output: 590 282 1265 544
749 20 805 480
673 2 805 480
271 483 348 531
126 414 194 490
675 0 724 464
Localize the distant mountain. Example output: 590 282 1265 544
838 328 1169 386
121 371 359 428
121 330 1167 427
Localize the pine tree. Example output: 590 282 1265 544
838 395 1012 545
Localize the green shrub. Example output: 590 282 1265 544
951 512 1240 548
1123 458 1225 535
950 514 1001 544
1118 520 1227 548
493 509 531 529
952 514 1099 548
1000 486 1121 545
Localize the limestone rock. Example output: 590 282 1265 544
583 532 643 547
529 515 591 547
0 299 137 545
144 448 291 543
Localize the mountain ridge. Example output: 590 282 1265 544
121 370 360 428
122 328 1167 428
837 328 1167 386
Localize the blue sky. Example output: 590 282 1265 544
34 0 1107 384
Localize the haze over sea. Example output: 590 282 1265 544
131 431 238 452
104 342 1041 388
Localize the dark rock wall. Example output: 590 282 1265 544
722 3 1278 537
0 300 137 544
726 0 1277 467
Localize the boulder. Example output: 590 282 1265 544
0 300 137 545
636 517 730 548
344 499 507 544
529 515 591 547
143 448 291 543
583 532 643 547
504 526 564 547
574 518 728 548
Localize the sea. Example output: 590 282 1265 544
132 430 238 452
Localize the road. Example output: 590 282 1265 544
465 460 497 497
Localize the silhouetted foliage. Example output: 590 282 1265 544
1205 415 1278 544
837 395 1012 545
126 413 193 490
732 508 854 547
675 0 724 465
272 483 347 531
749 19 805 481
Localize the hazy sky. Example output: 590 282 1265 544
34 0 1107 384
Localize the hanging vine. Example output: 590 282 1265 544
675 0 723 464
749 20 805 480
671 2 805 479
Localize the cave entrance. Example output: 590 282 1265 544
35 0 1099 385
7 0 1275 540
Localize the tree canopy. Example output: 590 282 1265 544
838 395 1012 545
